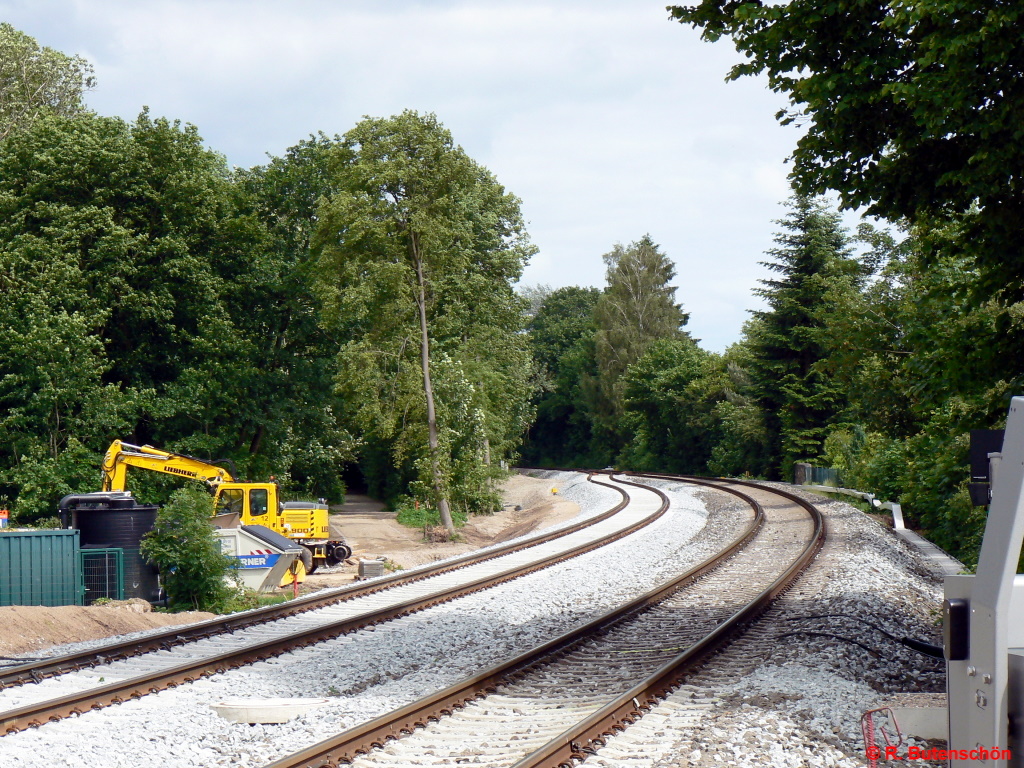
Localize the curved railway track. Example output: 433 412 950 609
0 473 671 735
257 475 824 768
0 473 825 768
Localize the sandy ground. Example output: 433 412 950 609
307 473 578 589
0 473 578 656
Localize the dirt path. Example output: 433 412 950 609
0 473 579 655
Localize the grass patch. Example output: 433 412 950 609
223 588 291 613
811 489 875 514
153 587 291 614
395 503 468 529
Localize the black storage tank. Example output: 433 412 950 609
60 492 161 603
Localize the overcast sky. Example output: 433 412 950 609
2 0 820 352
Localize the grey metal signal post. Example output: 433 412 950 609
946 396 1024 766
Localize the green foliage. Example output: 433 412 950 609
6 439 98 524
746 196 858 478
520 237 690 470
705 338 772 478
228 135 355 499
669 0 1024 292
528 286 602 374
592 235 690 446
0 110 232 516
395 500 468 530
0 23 95 140
0 111 356 519
220 587 289 613
521 287 603 467
314 111 535 523
619 338 718 473
813 221 1019 564
140 485 235 612
822 428 905 504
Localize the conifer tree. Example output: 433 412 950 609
747 196 858 478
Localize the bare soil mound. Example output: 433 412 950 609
0 600 215 657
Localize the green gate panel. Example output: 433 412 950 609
0 529 82 606
80 548 125 604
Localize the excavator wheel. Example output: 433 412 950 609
300 547 316 575
326 541 352 566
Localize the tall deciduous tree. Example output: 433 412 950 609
0 23 95 140
230 136 354 498
619 337 718 473
591 235 689 445
314 111 534 534
747 196 859 478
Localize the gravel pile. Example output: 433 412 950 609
1 474 731 768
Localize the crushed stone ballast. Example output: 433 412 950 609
259 476 823 768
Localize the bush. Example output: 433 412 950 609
141 485 236 612
220 587 290 613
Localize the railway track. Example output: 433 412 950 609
0 472 624 692
0 472 669 735
261 476 824 768
0 474 823 768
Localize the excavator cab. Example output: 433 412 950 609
214 484 278 525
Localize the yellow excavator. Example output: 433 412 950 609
100 440 351 573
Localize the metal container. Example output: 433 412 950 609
0 529 82 606
61 493 161 602
214 524 303 592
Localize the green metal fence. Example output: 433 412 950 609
0 529 82 606
80 548 125 604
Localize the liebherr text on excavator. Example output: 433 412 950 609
101 440 351 572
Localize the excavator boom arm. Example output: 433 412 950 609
101 440 235 491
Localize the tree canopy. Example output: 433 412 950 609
669 0 1024 288
747 196 859 477
521 286 602 468
0 23 95 140
592 235 689 444
314 111 535 533
0 111 354 520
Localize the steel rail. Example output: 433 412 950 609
258 474 771 768
510 475 826 768
0 474 672 735
0 472 627 690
